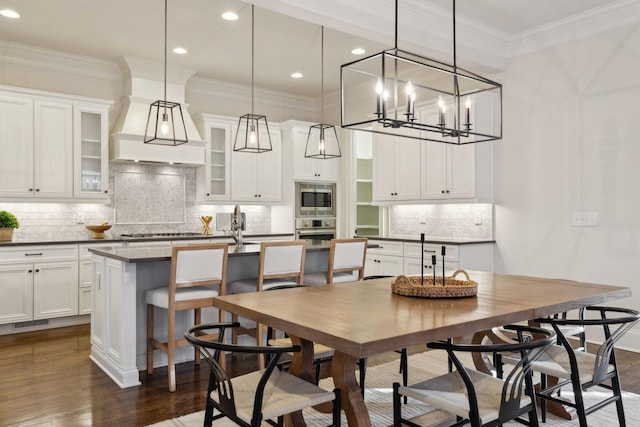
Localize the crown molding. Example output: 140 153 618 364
510 0 640 58
0 40 122 81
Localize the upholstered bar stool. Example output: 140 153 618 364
146 243 229 392
304 237 368 285
228 240 307 356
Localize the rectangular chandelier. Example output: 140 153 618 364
341 48 502 145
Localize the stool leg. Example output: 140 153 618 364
168 308 176 392
194 308 201 365
146 304 154 375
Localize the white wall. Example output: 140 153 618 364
493 23 640 350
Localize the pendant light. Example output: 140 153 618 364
144 0 188 146
233 4 272 153
340 0 502 145
305 26 341 159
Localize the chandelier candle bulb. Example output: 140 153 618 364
465 98 471 126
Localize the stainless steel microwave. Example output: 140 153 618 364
295 181 336 217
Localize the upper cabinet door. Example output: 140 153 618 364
73 103 110 199
231 125 282 203
34 99 73 198
291 125 340 182
372 128 421 202
0 94 34 197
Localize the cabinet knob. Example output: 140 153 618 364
29 188 34 192
446 190 450 193
254 194 258 198
104 190 108 194
36 188 40 192
35 268 40 273
28 269 33 273
441 190 445 194
206 193 210 196
258 194 261 198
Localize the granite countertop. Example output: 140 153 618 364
0 232 294 247
89 239 335 263
362 235 495 245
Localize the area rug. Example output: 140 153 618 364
148 351 640 426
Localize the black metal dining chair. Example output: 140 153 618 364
393 324 556 427
185 322 341 427
532 306 640 426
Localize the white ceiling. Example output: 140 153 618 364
0 0 633 98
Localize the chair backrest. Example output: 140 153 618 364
429 324 555 424
258 240 307 289
327 238 368 283
537 306 640 384
171 244 229 294
185 322 300 424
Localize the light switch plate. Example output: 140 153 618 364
572 211 598 227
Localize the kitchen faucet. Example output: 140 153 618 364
230 204 244 246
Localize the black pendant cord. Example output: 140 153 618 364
394 0 398 50
320 26 324 125
163 0 167 110
251 4 255 115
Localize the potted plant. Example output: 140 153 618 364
0 210 19 241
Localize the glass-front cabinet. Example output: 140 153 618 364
353 131 379 237
73 103 110 199
195 114 233 202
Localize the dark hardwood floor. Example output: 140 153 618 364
1 324 639 426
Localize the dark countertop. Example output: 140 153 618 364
0 232 294 247
88 239 336 263
361 235 495 245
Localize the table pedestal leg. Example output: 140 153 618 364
285 336 315 427
332 351 371 427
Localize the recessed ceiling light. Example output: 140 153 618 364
351 48 366 55
221 11 238 21
172 47 188 55
291 72 303 79
0 9 20 19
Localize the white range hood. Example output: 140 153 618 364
110 57 205 165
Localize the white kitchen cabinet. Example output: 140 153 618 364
364 239 404 277
231 125 282 202
372 127 421 202
194 114 233 202
0 86 111 201
73 103 110 199
0 245 78 325
79 242 121 314
287 123 340 182
0 92 33 198
0 96 72 198
0 264 33 324
420 110 475 200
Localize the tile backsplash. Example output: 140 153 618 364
389 203 493 240
3 163 271 240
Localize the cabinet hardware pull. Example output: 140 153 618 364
35 269 40 273
29 188 34 192
424 249 436 253
36 188 40 192
28 269 33 273
25 253 43 256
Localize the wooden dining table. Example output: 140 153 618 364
211 270 631 427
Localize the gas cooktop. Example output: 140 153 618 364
120 232 203 238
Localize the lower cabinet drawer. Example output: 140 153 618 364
0 245 78 264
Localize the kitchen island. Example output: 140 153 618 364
87 241 335 388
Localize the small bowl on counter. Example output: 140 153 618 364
85 224 112 239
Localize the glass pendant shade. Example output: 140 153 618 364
305 124 341 159
305 25 341 159
234 4 272 153
144 0 189 146
144 100 188 146
234 113 272 153
340 1 502 145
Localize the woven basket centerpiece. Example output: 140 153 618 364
391 269 478 298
